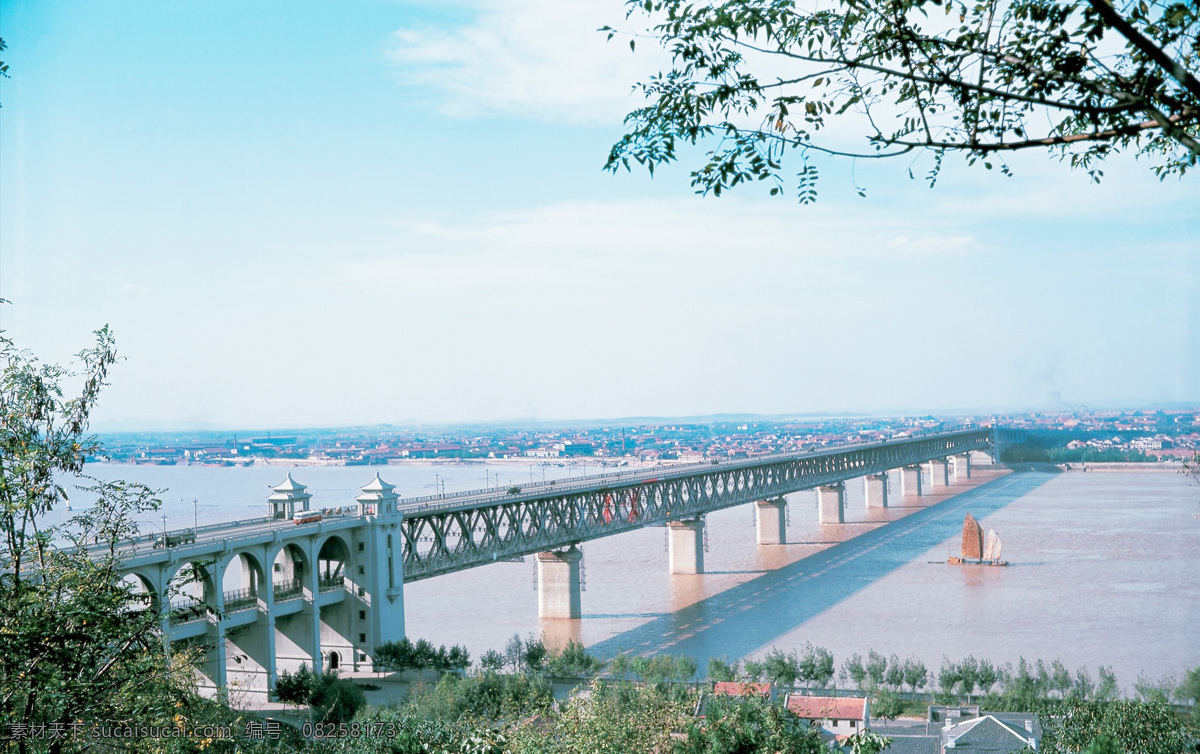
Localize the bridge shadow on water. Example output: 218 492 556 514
588 472 1053 664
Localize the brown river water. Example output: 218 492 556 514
72 461 1199 694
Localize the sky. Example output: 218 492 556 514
1 0 1197 430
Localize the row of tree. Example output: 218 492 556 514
707 643 837 689
373 637 471 674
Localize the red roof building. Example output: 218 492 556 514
785 694 869 736
712 682 772 698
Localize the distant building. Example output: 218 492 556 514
562 442 595 457
712 681 772 699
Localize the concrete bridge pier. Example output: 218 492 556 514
226 616 276 694
953 453 972 480
817 483 845 524
900 465 923 496
755 498 787 545
927 458 950 488
537 546 582 619
668 518 705 574
203 624 229 694
864 473 889 509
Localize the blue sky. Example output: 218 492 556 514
1 0 1197 429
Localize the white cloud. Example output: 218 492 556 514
387 0 670 124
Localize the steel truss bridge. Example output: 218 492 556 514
400 427 1022 581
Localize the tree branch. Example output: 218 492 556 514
884 113 1192 151
1083 0 1200 102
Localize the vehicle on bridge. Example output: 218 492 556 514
293 511 322 525
152 529 196 548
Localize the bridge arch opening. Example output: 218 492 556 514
317 535 349 588
272 543 308 601
167 560 217 622
221 551 265 611
120 572 159 613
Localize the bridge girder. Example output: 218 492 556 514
401 428 1005 581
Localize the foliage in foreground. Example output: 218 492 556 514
399 671 555 724
0 326 217 752
605 0 1199 202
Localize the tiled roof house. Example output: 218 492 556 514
785 695 869 737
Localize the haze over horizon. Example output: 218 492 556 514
2 0 1197 429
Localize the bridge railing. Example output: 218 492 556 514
168 599 206 625
223 587 258 612
318 575 345 593
273 578 304 602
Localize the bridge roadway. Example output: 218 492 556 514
109 426 1020 695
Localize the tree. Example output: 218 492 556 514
1035 699 1194 754
375 637 417 673
308 668 366 724
1071 666 1095 700
843 653 868 690
1050 659 1074 698
903 658 929 697
605 0 1199 203
885 654 905 691
958 656 980 703
273 663 315 705
743 659 767 682
446 644 471 672
607 653 632 680
479 649 506 674
505 633 526 673
763 647 800 688
938 657 961 698
1095 665 1120 702
1134 672 1177 704
865 650 888 689
546 639 605 678
0 325 204 750
805 644 836 690
1176 666 1200 706
678 692 825 754
522 635 548 673
844 729 893 754
977 659 998 697
871 689 905 723
708 656 740 682
510 678 691 754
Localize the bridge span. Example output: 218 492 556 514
111 427 1021 694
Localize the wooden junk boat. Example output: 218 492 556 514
948 513 1008 566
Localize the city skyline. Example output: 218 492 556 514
1 0 1198 430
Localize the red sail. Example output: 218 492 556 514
961 513 984 560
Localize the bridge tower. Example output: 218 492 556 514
357 477 406 656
